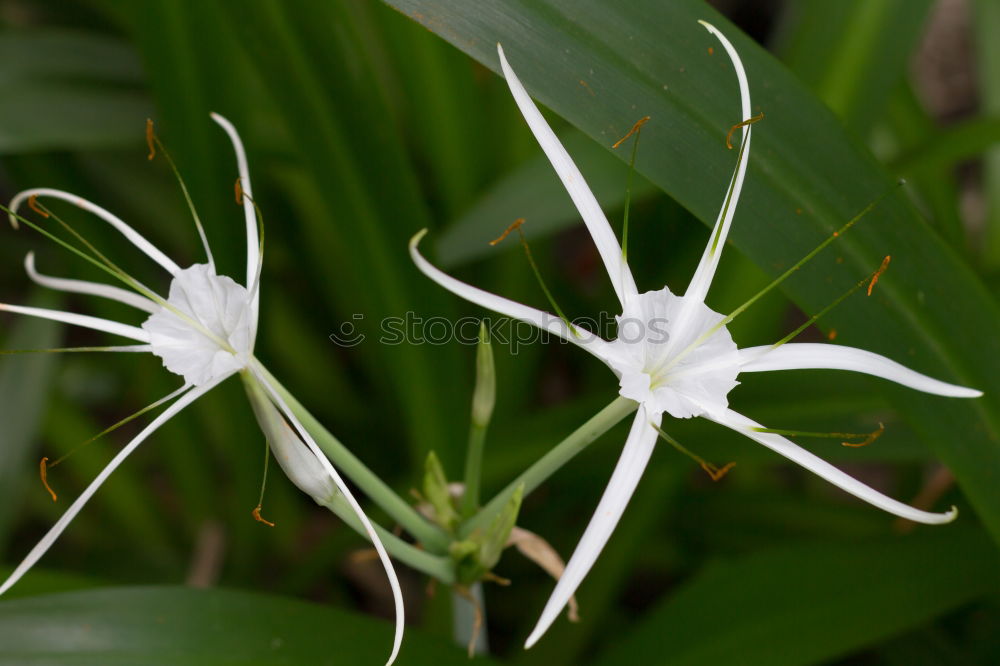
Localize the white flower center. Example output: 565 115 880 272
605 287 740 419
142 264 253 386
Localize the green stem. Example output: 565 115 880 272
461 422 488 518
321 495 455 584
460 397 636 537
255 364 451 553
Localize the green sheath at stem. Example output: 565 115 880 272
460 397 636 537
253 363 451 553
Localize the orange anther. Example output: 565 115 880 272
579 80 596 97
702 461 736 481
27 195 49 218
251 505 274 527
39 457 57 502
726 112 764 149
827 328 838 341
842 423 884 448
145 118 156 161
867 255 891 296
234 178 244 205
489 218 525 246
612 116 651 149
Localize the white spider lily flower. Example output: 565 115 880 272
410 22 982 648
1 114 404 665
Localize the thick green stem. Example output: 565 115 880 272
460 397 636 538
255 363 451 553
461 422 488 518
322 495 455 584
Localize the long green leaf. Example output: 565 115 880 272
382 0 1000 544
592 527 999 666
0 586 493 665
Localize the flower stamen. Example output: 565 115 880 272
27 195 49 219
39 457 56 502
611 115 650 150
651 422 735 482
145 118 156 161
252 436 275 527
613 116 650 262
725 112 764 150
770 256 892 350
491 218 578 337
146 121 215 269
752 422 885 448
867 255 891 296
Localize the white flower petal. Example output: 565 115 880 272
410 230 617 366
24 252 159 314
0 380 208 597
683 21 753 305
142 264 253 387
708 408 957 524
496 44 638 307
605 286 740 419
9 188 180 276
210 112 260 343
739 343 981 398
250 365 404 666
525 407 659 648
0 302 151 343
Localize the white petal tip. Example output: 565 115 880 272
961 388 984 398
524 631 542 650
409 228 429 249
697 19 712 29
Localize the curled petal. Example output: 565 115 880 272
525 407 659 648
0 381 204 597
210 112 260 343
497 44 638 307
25 252 159 314
684 21 753 305
10 188 180 275
739 343 981 398
708 408 958 524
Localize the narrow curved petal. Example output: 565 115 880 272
410 230 617 366
708 408 957 524
25 252 159 314
9 188 180 275
525 406 659 648
210 112 260 342
497 44 638 307
0 303 151 343
250 365 404 666
738 343 981 398
683 21 753 305
0 381 205 597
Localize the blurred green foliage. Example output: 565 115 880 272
1 0 999 663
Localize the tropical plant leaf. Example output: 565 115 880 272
0 586 492 665
592 527 999 666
